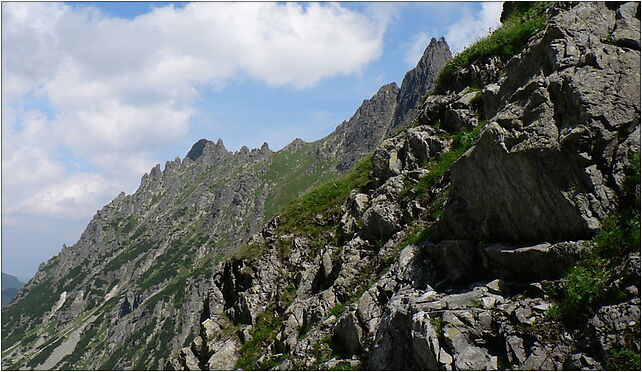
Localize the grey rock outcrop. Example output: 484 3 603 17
391 37 453 132
438 1 641 243
319 37 452 172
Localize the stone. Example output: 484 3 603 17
484 241 590 281
207 340 238 370
506 336 527 364
361 201 403 242
581 298 641 355
437 1 640 243
333 312 365 356
372 125 451 183
410 311 441 369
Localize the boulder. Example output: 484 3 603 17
437 1 640 243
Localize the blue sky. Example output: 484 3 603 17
1 1 502 279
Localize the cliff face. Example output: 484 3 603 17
0 36 449 370
2 2 640 371
166 2 639 370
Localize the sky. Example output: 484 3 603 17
1 1 503 279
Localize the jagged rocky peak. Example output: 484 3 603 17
284 138 307 151
186 138 229 161
238 145 250 155
392 36 452 131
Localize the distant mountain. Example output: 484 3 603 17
4 2 639 370
1 273 24 307
0 38 451 370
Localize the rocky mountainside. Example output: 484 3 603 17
0 33 451 371
163 2 639 371
2 2 640 371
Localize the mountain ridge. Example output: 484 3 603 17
2 2 640 370
1 35 452 370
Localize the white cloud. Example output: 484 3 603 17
404 32 432 67
1 111 65 191
445 2 503 53
1 2 386 221
11 173 120 219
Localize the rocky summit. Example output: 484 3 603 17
2 2 640 371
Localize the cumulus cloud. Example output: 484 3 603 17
1 2 386 221
10 173 120 219
445 2 503 52
404 32 432 66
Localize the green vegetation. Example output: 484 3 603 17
228 242 262 261
139 232 209 291
435 2 553 92
103 240 154 272
380 225 429 270
330 303 346 317
429 315 444 335
261 143 337 221
605 348 641 371
418 123 483 194
235 310 284 370
122 216 138 234
1 278 60 349
58 325 99 369
278 156 372 237
228 156 373 261
551 152 640 325
401 121 485 203
551 261 609 321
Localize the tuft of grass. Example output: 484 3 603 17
430 315 444 335
557 261 610 321
330 303 346 317
235 309 283 370
594 213 640 259
410 121 485 198
552 151 640 325
605 349 641 371
435 2 553 92
228 242 262 261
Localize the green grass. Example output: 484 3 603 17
330 303 346 317
122 216 138 234
435 2 553 92
103 240 154 272
262 142 337 221
278 156 372 237
57 325 99 369
430 315 444 335
25 337 65 368
551 151 640 325
605 349 641 371
380 226 429 270
403 121 485 200
235 309 283 370
1 279 60 348
557 261 610 320
228 156 373 261
139 232 209 291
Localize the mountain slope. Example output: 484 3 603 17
164 2 639 370
1 38 451 370
1 273 24 307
